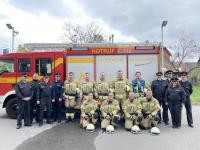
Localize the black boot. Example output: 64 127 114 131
16 124 21 129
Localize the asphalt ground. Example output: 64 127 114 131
14 105 200 150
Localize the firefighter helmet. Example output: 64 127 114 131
106 125 114 134
86 124 95 133
131 125 141 134
150 127 160 135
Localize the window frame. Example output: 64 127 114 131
18 58 31 72
0 58 15 73
35 58 52 76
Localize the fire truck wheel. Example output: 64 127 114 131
6 98 18 119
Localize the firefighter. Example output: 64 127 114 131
52 73 64 123
30 73 40 123
179 71 193 128
100 92 120 131
63 72 79 123
165 70 174 83
132 71 148 98
151 72 169 125
95 72 110 106
80 92 98 129
37 75 53 126
112 70 132 107
122 92 143 131
80 72 96 101
16 73 33 129
140 89 160 129
164 77 186 129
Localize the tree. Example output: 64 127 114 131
166 33 200 73
63 21 106 43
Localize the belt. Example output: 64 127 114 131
65 93 76 96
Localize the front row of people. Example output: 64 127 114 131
80 90 160 135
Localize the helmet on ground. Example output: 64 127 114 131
86 124 95 133
150 127 160 135
131 125 141 134
106 125 114 134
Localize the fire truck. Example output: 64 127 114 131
0 43 161 118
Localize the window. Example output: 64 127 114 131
18 59 31 72
35 58 52 76
0 59 14 73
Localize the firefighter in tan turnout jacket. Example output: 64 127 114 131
100 92 120 130
63 72 80 123
140 89 160 129
80 72 96 101
122 92 143 130
80 93 98 129
112 70 132 106
95 72 111 106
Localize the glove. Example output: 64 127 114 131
113 115 120 124
93 112 99 119
137 114 143 122
165 102 168 105
52 99 55 102
155 115 160 121
59 98 62 101
36 101 40 104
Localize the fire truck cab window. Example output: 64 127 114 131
35 58 52 76
0 59 14 73
18 59 31 72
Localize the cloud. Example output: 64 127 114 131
77 0 200 45
7 0 73 18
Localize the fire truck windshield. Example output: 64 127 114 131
0 59 14 75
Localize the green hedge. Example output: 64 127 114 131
191 86 200 103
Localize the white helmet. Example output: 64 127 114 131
131 125 141 134
86 124 95 133
150 127 160 135
106 125 114 134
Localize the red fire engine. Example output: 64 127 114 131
0 43 162 118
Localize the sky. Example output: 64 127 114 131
0 0 200 59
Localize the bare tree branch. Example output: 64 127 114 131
63 21 106 43
168 32 200 73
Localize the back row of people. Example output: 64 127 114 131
15 70 193 131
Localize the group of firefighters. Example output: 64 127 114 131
15 69 193 135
